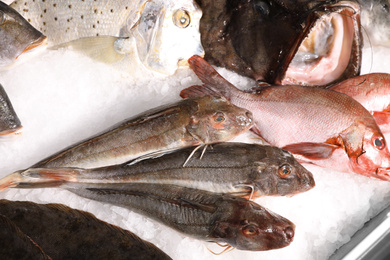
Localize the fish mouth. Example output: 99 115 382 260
17 36 48 59
0 125 23 137
375 167 390 181
279 1 361 86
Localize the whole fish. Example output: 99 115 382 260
358 0 390 47
195 0 362 87
29 96 253 169
10 0 204 74
0 1 47 68
0 84 22 136
0 199 172 259
66 183 295 251
329 73 390 133
0 214 51 260
181 56 390 180
0 143 315 197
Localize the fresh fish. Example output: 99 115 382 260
0 214 51 260
65 183 295 251
181 56 390 180
10 0 204 74
0 1 47 68
329 73 390 133
0 84 22 136
0 143 315 197
358 0 390 47
0 199 172 259
195 0 362 86
29 96 253 169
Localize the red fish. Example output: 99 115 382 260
180 56 390 181
330 73 390 133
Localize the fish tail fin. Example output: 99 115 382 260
181 55 239 100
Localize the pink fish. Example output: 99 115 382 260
330 73 390 133
180 56 390 181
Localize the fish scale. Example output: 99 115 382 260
10 0 145 44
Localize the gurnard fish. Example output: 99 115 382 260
195 0 362 87
0 199 172 259
358 0 390 47
64 183 295 251
10 0 204 74
0 84 22 136
0 1 47 68
28 96 253 169
181 56 390 180
330 73 390 133
0 143 315 197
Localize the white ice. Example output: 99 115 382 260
1 1 390 259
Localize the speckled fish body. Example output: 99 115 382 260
358 0 390 47
4 143 315 197
329 73 390 133
0 1 47 68
181 56 390 180
0 84 22 136
10 0 204 74
66 183 295 251
195 0 361 87
29 96 253 169
0 199 172 260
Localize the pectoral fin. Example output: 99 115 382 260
51 36 126 64
282 142 339 159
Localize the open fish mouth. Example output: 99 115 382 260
17 36 48 60
280 1 361 86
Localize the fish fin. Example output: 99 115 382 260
372 111 390 127
180 84 222 99
21 168 80 182
127 147 181 166
232 184 257 200
0 172 23 191
208 244 234 255
51 36 126 64
180 56 238 99
282 142 339 159
178 197 215 213
183 145 203 167
246 82 272 94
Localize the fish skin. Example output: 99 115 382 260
0 1 47 68
329 73 390 133
181 56 390 181
0 214 51 260
3 143 315 197
0 199 172 260
0 84 22 136
10 0 204 74
195 0 362 86
66 183 295 251
29 96 253 169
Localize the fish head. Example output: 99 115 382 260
253 148 315 196
132 0 204 75
186 96 253 143
0 2 47 68
198 0 361 86
212 199 295 251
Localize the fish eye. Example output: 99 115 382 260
173 9 190 28
213 112 226 123
372 134 386 150
242 224 259 237
253 0 270 16
278 164 292 178
382 4 389 13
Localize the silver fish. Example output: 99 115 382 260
10 0 204 74
0 84 22 136
0 1 47 68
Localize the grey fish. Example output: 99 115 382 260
28 96 253 169
10 0 204 74
66 183 295 251
0 1 47 68
3 143 315 197
0 199 172 259
0 84 22 136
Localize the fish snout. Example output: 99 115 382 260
376 167 390 181
284 226 295 241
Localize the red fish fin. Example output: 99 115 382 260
22 168 80 182
180 84 222 99
282 142 339 159
372 111 390 126
0 172 23 191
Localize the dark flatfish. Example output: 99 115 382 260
0 84 22 136
0 199 172 260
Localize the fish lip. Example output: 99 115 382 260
18 36 48 58
276 1 361 86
